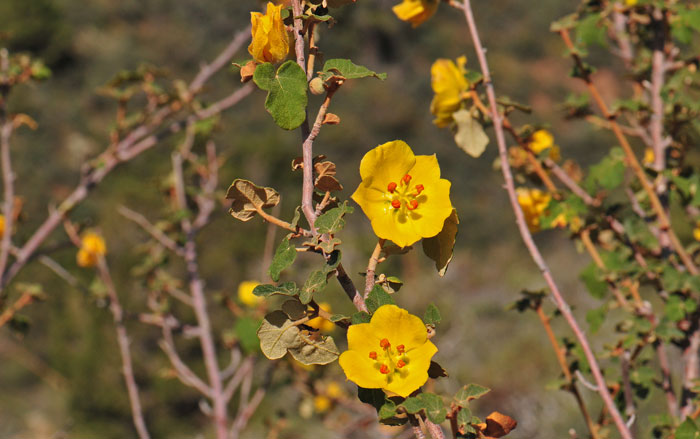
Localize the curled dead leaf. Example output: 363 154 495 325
480 411 517 438
322 113 340 125
239 60 257 83
226 179 280 222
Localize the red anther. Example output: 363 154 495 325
407 200 419 210
369 351 378 360
391 199 401 209
380 364 390 374
396 344 405 354
396 359 406 368
402 174 412 184
415 184 424 194
387 182 397 193
380 338 391 349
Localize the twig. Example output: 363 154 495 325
0 120 15 286
425 420 446 439
0 32 254 291
580 229 631 310
364 239 384 298
559 29 697 277
460 3 633 439
620 351 636 435
159 322 212 397
118 205 185 257
575 370 599 392
681 328 700 419
0 290 34 328
172 150 228 439
96 257 151 439
654 339 679 419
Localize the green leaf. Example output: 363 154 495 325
301 270 329 304
424 303 442 327
575 13 606 47
268 235 297 282
665 294 687 322
366 285 395 314
456 406 473 432
676 419 700 439
253 282 299 297
452 109 489 158
352 311 371 324
378 400 398 420
234 317 261 354
226 179 280 222
254 61 308 130
550 13 578 31
315 201 354 234
401 393 447 424
257 311 302 360
585 147 625 191
586 305 607 334
288 332 340 365
321 59 387 80
422 209 459 276
579 262 607 299
282 299 307 320
454 384 490 407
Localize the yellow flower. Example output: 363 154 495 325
76 231 106 268
625 0 637 6
238 280 262 307
643 148 655 166
392 0 438 27
516 188 551 233
0 214 5 238
326 382 343 399
694 222 700 242
313 395 331 413
248 3 290 64
352 140 453 248
307 302 335 332
528 130 561 162
430 57 469 128
338 304 437 398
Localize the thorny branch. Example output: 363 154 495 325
458 2 633 438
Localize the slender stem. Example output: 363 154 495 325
681 328 700 419
118 205 185 257
536 304 600 439
96 258 151 439
580 229 631 309
0 290 34 328
654 338 679 419
460 3 633 438
159 322 212 397
0 120 15 285
364 239 384 298
620 351 636 434
172 151 228 439
559 29 697 277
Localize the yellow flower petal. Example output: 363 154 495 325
392 0 438 27
339 305 437 398
352 141 453 248
385 340 437 397
248 3 290 64
307 302 336 332
77 231 106 267
517 188 551 233
238 280 262 307
430 58 469 128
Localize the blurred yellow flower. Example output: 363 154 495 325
338 304 437 398
0 214 5 238
430 57 469 128
238 280 262 307
643 148 655 166
77 231 106 268
313 395 331 413
307 302 335 332
528 130 560 162
248 3 290 64
625 0 637 6
326 382 343 399
516 188 551 233
352 140 453 248
694 222 700 242
392 0 438 27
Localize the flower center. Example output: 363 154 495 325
385 174 426 214
368 337 410 380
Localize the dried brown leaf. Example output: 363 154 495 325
226 179 280 221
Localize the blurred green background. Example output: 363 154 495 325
0 0 646 438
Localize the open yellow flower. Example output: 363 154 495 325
0 214 5 238
352 141 453 248
516 188 551 233
307 302 335 332
339 305 437 398
238 280 262 307
248 3 290 64
528 130 560 162
392 0 438 27
77 231 106 268
430 57 469 128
